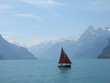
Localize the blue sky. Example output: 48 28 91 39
0 0 110 46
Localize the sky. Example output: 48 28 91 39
0 0 110 46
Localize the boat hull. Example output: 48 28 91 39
58 65 71 68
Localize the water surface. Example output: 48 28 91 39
0 59 110 83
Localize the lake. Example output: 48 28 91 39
0 59 110 83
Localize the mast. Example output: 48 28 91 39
58 48 72 64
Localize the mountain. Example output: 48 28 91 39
0 54 4 60
98 38 110 59
28 26 110 59
28 36 79 59
73 26 110 58
0 34 37 60
28 41 55 59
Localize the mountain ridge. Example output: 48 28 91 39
0 34 37 60
98 38 110 59
28 26 110 59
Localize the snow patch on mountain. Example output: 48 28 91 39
28 26 110 59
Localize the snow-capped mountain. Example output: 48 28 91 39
28 36 79 59
28 35 80 59
0 34 37 60
28 26 110 59
58 35 80 42
73 26 110 58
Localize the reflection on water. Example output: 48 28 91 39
56 67 73 83
59 68 71 73
58 68 71 78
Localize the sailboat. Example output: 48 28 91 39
58 48 72 68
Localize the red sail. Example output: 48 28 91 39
58 48 72 64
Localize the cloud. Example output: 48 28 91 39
21 0 65 8
15 14 41 20
0 4 12 9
